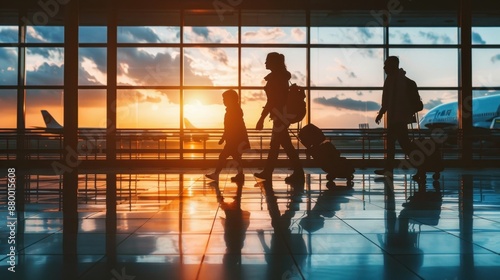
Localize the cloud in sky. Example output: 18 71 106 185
418 31 453 44
27 26 64 43
243 27 286 42
491 54 500 63
26 62 64 85
313 96 380 111
0 27 17 43
118 27 161 43
472 32 486 44
424 99 443 110
0 48 17 85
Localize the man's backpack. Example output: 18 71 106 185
406 78 423 113
286 83 306 124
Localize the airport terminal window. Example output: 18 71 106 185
0 47 17 85
389 27 458 45
241 26 307 44
310 90 382 129
183 47 238 86
117 47 180 86
0 90 16 128
26 26 64 43
472 49 500 87
183 26 238 44
184 90 226 128
79 47 107 86
116 89 180 129
78 89 106 128
471 27 500 45
388 48 458 87
310 48 384 87
79 26 107 43
0 26 18 43
25 89 64 128
310 27 383 45
26 47 64 86
241 47 306 87
117 26 180 44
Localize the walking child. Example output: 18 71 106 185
206 89 250 182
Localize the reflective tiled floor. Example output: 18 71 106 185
1 167 500 280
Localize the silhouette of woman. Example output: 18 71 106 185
254 52 304 183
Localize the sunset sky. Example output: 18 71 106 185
0 25 499 129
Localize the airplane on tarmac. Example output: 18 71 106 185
39 110 209 142
419 94 500 129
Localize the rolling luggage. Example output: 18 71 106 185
410 137 444 181
297 124 355 187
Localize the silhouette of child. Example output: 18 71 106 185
206 90 250 182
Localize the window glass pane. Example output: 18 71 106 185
241 27 307 44
184 26 238 43
472 49 500 87
117 90 179 129
79 90 106 128
184 90 226 129
117 47 180 86
310 27 383 44
389 27 458 45
241 48 306 87
117 26 180 43
472 27 500 45
26 89 63 128
183 47 238 86
26 26 64 43
79 48 107 85
0 47 17 85
241 89 269 129
310 90 381 129
311 48 384 87
389 49 458 87
0 90 17 128
0 26 18 43
79 26 107 43
26 47 64 85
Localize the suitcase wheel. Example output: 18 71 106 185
432 172 440 180
326 181 336 189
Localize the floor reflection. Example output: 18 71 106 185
0 168 499 279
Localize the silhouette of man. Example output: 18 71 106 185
375 56 416 177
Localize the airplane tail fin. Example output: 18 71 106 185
183 118 196 129
41 110 63 129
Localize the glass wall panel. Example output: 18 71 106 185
0 26 18 43
79 47 107 85
241 89 269 129
26 47 64 85
472 49 500 87
472 27 500 45
310 90 381 129
0 90 17 128
26 89 63 128
183 47 238 86
183 26 238 44
310 27 383 44
117 90 179 129
241 26 307 44
417 90 458 129
117 26 180 43
241 48 306 87
311 48 384 87
79 26 107 43
0 47 17 85
184 90 226 129
117 47 180 86
389 27 458 45
389 49 458 87
78 90 106 128
26 26 64 43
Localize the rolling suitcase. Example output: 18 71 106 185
297 124 355 187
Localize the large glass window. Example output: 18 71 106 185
26 47 64 86
117 47 180 86
0 47 17 85
0 90 17 128
183 47 238 86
